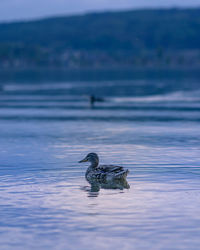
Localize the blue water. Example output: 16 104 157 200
0 70 200 249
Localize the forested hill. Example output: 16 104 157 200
0 8 200 68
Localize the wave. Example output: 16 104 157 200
112 90 200 103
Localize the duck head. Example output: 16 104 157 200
79 152 99 168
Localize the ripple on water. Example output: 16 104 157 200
0 77 200 249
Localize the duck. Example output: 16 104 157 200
79 152 129 182
89 95 105 108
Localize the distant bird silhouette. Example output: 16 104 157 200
89 95 104 108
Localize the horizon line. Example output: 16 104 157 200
1 6 200 25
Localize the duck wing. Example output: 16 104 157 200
98 165 129 180
98 165 125 173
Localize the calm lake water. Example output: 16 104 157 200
0 69 200 250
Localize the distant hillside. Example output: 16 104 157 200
0 8 200 69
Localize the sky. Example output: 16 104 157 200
0 0 200 22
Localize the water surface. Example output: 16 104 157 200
0 70 200 249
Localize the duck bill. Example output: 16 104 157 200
79 157 88 163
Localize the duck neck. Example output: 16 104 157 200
89 160 99 169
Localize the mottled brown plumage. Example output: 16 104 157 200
79 153 129 182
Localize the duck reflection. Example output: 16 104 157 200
82 178 130 198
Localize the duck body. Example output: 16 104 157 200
79 153 129 182
85 164 129 182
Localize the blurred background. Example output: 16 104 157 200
0 1 200 250
1 1 200 69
